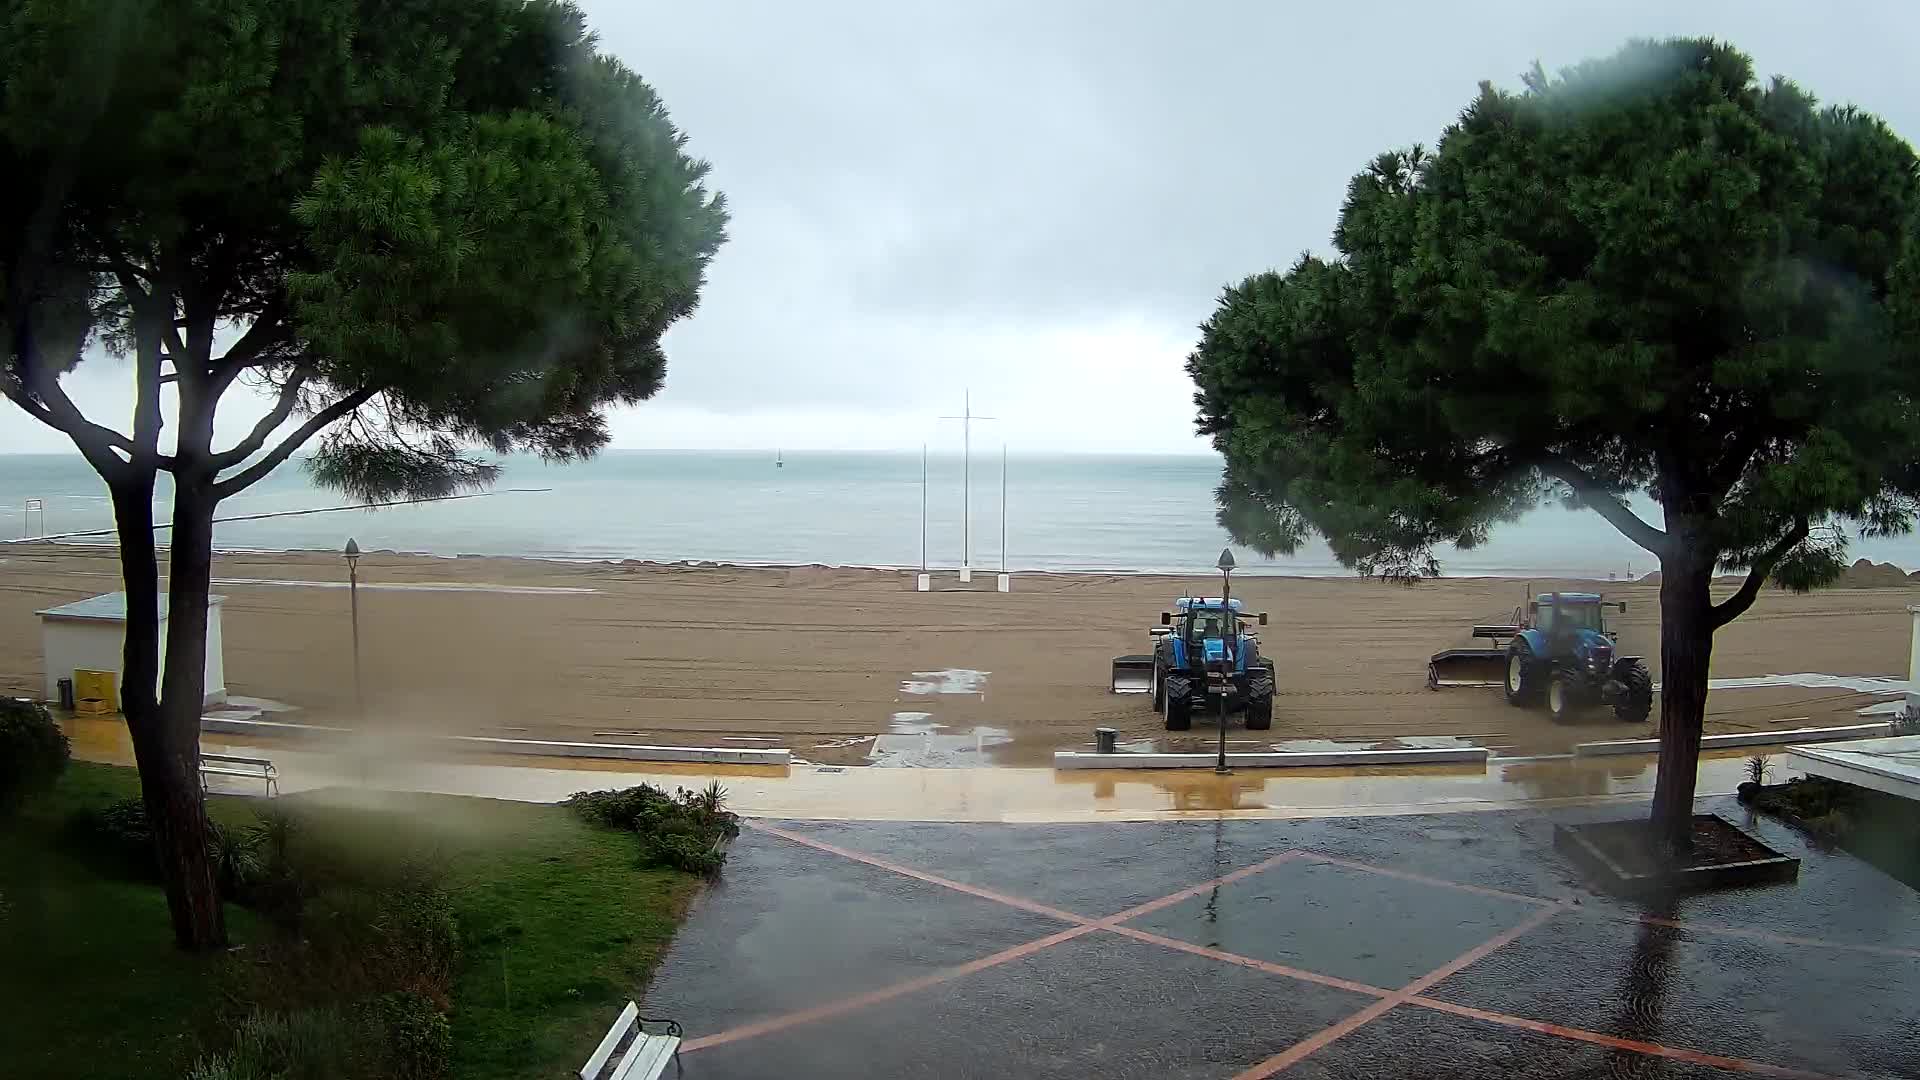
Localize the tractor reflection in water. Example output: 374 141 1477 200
1428 592 1653 723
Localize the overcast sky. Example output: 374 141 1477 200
9 0 1920 456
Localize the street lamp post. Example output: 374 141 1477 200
344 538 363 720
1216 548 1235 775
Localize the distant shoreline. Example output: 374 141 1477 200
5 537 1916 586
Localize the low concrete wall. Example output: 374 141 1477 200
1053 746 1489 770
1573 723 1891 757
199 716 790 766
444 735 789 766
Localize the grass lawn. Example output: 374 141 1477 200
0 762 702 1080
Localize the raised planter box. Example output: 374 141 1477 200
1053 746 1489 770
1555 814 1799 895
1574 723 1891 757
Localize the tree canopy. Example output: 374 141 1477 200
1192 38 1920 601
1 0 727 948
4 0 727 499
1188 37 1920 843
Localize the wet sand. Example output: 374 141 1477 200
2 545 1913 763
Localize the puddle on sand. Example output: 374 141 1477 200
869 724 1012 768
888 711 940 735
899 669 990 696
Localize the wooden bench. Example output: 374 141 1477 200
198 752 278 798
581 1001 681 1080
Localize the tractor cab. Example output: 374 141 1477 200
1527 593 1621 673
1163 597 1266 670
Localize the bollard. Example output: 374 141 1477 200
996 573 1011 593
916 573 931 592
1094 727 1118 754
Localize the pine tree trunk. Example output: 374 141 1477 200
112 478 225 950
1649 546 1715 852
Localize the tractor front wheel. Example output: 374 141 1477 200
1505 640 1544 707
1245 665 1275 731
1614 660 1653 723
1164 675 1192 731
1548 672 1578 722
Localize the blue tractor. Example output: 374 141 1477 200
1428 592 1653 723
1111 598 1275 731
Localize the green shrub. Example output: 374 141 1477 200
187 1008 364 1080
0 698 69 813
359 990 451 1080
242 880 460 1011
65 798 269 898
65 796 157 876
564 781 740 877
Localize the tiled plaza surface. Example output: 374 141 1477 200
641 797 1920 1078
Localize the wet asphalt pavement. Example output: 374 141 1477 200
640 796 1920 1079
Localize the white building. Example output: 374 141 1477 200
37 592 228 708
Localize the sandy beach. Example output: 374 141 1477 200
1 545 1913 764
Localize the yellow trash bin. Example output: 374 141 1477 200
73 669 118 714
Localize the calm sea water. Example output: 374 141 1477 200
1 450 1914 578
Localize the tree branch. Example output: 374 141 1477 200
1538 454 1669 557
211 368 311 469
1710 519 1810 630
213 387 377 499
1 367 155 473
208 308 289 395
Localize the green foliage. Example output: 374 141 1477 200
65 796 159 876
5 0 728 495
564 782 740 877
186 1008 364 1080
360 990 452 1080
65 798 269 897
0 699 69 813
7 763 699 1080
1190 38 1920 588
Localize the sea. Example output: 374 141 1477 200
1 450 1915 579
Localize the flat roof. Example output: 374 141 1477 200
1786 734 1920 802
37 591 226 623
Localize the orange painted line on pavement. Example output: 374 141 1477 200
1292 851 1555 907
1300 850 1920 960
686 833 1310 1057
1231 902 1569 1079
1406 998 1839 1080
680 923 1097 1053
1104 925 1394 999
748 821 1094 925
1101 850 1305 923
1629 914 1920 960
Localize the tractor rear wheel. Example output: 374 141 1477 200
1614 660 1653 723
1164 675 1192 731
1244 665 1275 730
1151 659 1166 713
1504 640 1544 707
1548 672 1578 722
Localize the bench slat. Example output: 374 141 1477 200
580 1001 639 1080
200 753 275 768
613 1034 679 1080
